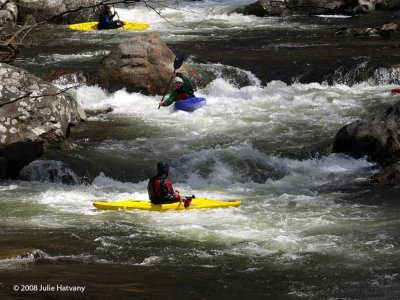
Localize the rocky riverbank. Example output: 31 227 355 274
237 0 400 16
0 63 86 179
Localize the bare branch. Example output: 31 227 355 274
46 0 141 22
0 92 32 108
0 85 82 108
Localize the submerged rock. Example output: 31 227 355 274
98 32 198 95
0 248 45 260
332 101 400 165
334 23 399 37
334 27 381 37
367 162 400 186
19 160 78 184
0 63 86 179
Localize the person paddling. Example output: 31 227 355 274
159 72 195 107
147 162 190 207
97 5 123 30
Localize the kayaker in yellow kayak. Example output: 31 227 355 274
98 4 123 30
147 162 190 206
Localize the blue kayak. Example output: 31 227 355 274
174 97 206 112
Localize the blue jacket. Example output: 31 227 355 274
98 12 120 29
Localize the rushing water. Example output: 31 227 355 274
2 1 400 299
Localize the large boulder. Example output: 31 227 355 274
287 0 345 15
0 63 86 179
234 1 270 17
0 0 18 26
98 32 198 95
353 0 376 14
332 101 400 165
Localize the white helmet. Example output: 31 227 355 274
174 77 183 83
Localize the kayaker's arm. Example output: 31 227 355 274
162 90 178 107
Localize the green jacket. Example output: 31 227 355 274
163 73 194 107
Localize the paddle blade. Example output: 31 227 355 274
173 51 185 70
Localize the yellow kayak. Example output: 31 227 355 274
68 20 150 31
93 197 241 212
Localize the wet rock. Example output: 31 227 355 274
366 162 400 186
333 22 400 38
381 22 400 37
334 27 380 37
98 32 198 95
234 1 269 17
19 160 78 184
259 0 291 16
244 0 400 16
0 248 45 260
0 63 86 179
246 0 345 16
287 0 345 15
0 0 18 26
0 39 19 63
353 0 376 14
377 0 400 10
332 101 400 165
234 0 289 16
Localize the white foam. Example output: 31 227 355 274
114 0 304 41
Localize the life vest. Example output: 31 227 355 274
147 176 178 204
176 91 191 100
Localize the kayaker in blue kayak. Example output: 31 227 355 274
148 162 188 205
159 72 195 107
97 5 123 30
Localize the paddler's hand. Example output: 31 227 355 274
174 189 184 200
158 100 164 107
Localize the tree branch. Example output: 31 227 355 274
47 0 142 22
0 92 32 108
0 85 81 108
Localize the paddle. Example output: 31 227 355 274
112 5 120 20
177 195 193 209
158 51 185 109
112 4 124 27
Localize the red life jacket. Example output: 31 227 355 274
147 176 178 204
176 91 191 100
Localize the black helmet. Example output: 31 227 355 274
157 162 169 177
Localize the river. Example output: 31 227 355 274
1 0 400 299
